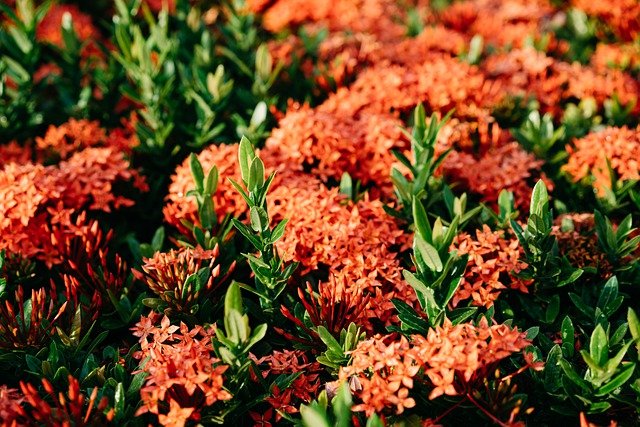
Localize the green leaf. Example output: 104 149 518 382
530 180 549 219
317 326 342 356
248 156 265 192
590 324 609 366
559 358 590 392
115 382 125 416
224 282 244 318
189 153 205 192
249 206 269 232
412 198 431 242
628 308 640 354
333 384 353 427
245 323 267 352
414 234 443 272
204 166 219 195
561 316 575 358
270 219 288 243
392 299 429 332
238 136 255 184
595 363 635 396
300 405 330 427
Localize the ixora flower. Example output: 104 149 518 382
443 142 550 211
0 286 67 350
0 375 113 426
266 174 414 327
339 319 532 416
133 245 235 313
132 314 232 426
451 225 531 308
563 126 640 197
36 4 103 59
0 146 146 266
263 104 408 191
164 143 246 236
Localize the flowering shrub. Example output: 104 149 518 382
1 0 639 426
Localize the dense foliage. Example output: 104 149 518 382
1 0 640 426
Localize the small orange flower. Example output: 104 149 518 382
132 314 232 425
563 126 640 197
451 225 531 308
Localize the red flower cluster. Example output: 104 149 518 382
0 146 146 265
132 313 232 426
571 0 640 41
444 142 550 210
0 375 113 426
563 126 640 196
164 143 246 235
266 175 414 327
264 104 408 191
339 319 532 415
451 225 531 308
133 245 235 313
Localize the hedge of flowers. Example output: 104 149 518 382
1 0 640 426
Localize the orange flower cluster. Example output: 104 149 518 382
451 225 531 308
0 385 24 424
0 141 32 166
339 334 418 416
248 0 406 41
266 175 413 326
591 43 640 73
133 245 235 313
0 147 146 264
440 0 554 49
410 319 531 399
339 319 531 415
164 143 246 234
36 4 102 58
0 375 113 426
252 350 322 422
36 119 138 161
571 0 640 41
482 47 640 116
443 142 550 210
132 313 232 427
264 105 408 190
563 126 640 196
0 285 67 350
319 53 498 118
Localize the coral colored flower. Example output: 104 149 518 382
252 0 406 41
0 147 146 265
451 225 531 308
164 143 246 236
441 0 553 49
591 43 640 73
0 375 113 426
36 5 102 59
563 126 640 197
340 320 531 414
443 142 551 211
133 245 235 313
483 47 640 117
267 175 413 327
263 104 408 191
338 334 419 416
132 314 231 425
571 0 640 41
36 119 106 160
412 319 531 399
